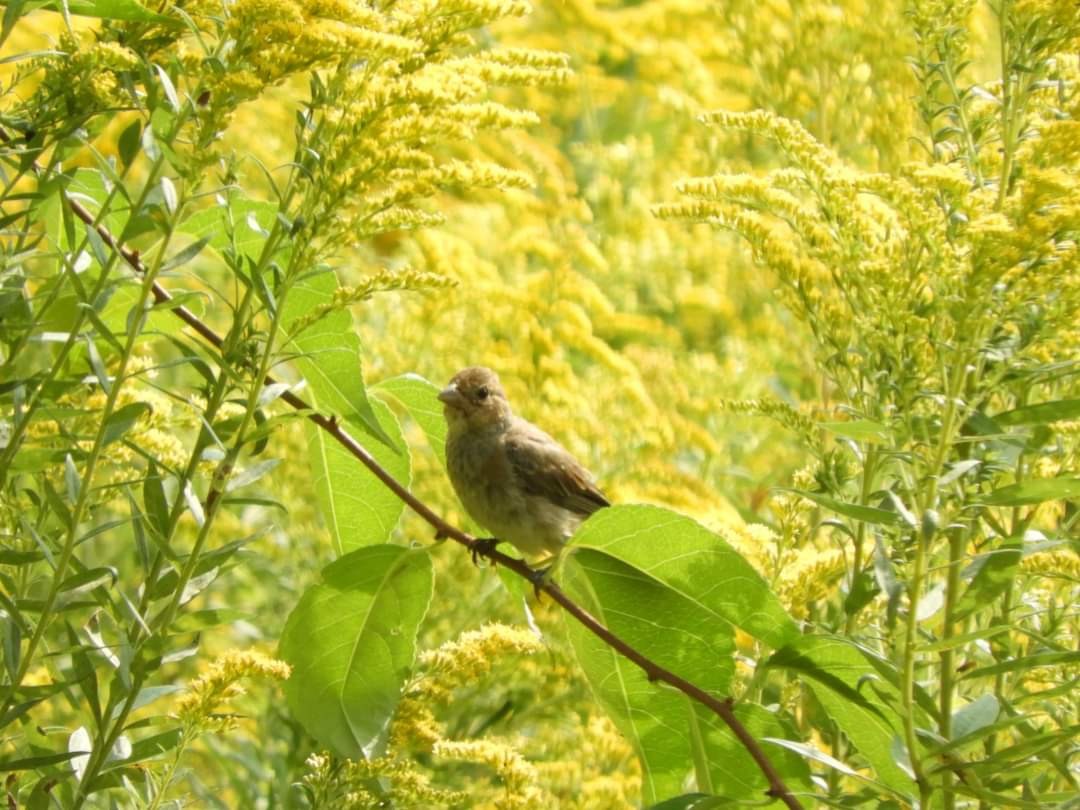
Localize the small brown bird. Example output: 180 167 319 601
439 367 609 563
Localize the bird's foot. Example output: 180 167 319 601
470 537 499 567
527 565 552 601
433 527 448 542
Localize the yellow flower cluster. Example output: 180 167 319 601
416 622 544 701
375 622 639 807
174 649 291 733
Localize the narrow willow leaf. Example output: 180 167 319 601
117 120 141 168
961 650 1080 680
939 459 981 487
820 419 890 442
30 0 177 23
155 65 180 112
779 488 901 526
763 737 861 777
224 458 280 493
373 373 447 465
646 795 729 810
568 504 799 648
994 399 1080 426
954 541 1021 620
102 401 151 446
766 636 914 794
281 270 394 448
0 750 86 772
951 695 999 740
69 726 92 781
306 398 408 555
182 480 204 527
279 545 433 760
64 453 81 503
143 462 169 539
160 236 208 272
981 478 1080 506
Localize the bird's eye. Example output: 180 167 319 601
476 386 489 400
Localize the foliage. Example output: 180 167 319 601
0 0 1077 808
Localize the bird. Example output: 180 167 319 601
438 366 609 567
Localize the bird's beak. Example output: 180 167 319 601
438 383 467 410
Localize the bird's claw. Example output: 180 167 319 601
470 537 499 567
527 565 551 600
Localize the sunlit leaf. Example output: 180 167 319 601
279 544 433 760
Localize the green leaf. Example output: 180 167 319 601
102 401 150 446
994 399 1080 426
177 199 277 260
950 694 999 740
278 544 433 760
766 636 913 794
142 462 169 540
562 549 732 804
646 795 729 810
962 650 1080 680
980 478 1080 506
0 750 85 771
281 271 394 449
568 504 799 648
689 702 813 801
820 419 890 442
307 397 408 555
954 541 1021 620
17 0 177 23
117 120 142 169
160 236 209 272
373 373 447 465
779 489 901 526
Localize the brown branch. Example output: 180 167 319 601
7 132 805 810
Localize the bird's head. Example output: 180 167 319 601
439 366 512 433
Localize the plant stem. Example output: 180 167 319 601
938 525 967 810
0 219 175 722
845 444 878 635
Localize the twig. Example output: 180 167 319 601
5 131 805 810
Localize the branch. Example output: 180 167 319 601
7 133 805 809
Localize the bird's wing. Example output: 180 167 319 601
505 419 610 517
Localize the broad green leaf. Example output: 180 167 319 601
373 373 447 465
995 399 1080 426
689 702 812 802
279 544 433 760
562 549 732 803
766 636 913 795
281 269 394 449
307 396 408 555
60 169 132 253
780 489 901 526
981 478 1080 506
177 199 277 260
569 504 799 649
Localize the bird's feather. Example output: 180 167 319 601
505 418 610 517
